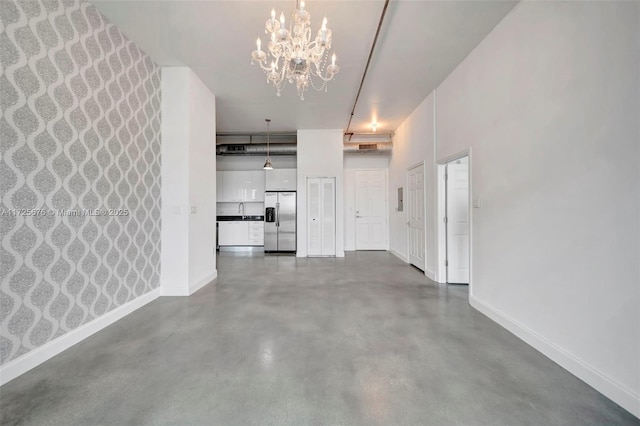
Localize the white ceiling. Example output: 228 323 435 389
92 0 517 133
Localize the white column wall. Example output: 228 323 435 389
161 67 217 296
389 1 639 417
388 93 437 279
161 68 190 294
188 70 217 293
297 129 344 257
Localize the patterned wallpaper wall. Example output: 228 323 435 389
0 0 161 365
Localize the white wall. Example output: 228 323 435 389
344 155 389 251
161 68 191 293
388 92 437 280
161 67 217 296
297 129 344 257
390 1 640 416
188 70 217 293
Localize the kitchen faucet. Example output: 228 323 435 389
238 202 245 218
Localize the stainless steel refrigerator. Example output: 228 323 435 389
264 191 296 252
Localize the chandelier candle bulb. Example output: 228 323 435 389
257 38 262 52
332 53 336 66
300 1 305 11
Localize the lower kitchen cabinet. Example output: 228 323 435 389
248 221 264 245
218 221 264 246
218 221 239 246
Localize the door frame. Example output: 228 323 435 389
406 161 427 272
354 169 389 251
436 149 473 294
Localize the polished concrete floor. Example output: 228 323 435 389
1 252 637 425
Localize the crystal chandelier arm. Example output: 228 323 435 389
314 67 337 82
257 57 275 72
310 53 339 82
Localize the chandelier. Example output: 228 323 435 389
251 1 340 100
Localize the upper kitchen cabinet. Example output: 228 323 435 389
246 171 265 201
222 171 250 202
265 168 297 191
217 171 265 202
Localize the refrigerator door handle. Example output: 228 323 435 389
276 202 280 227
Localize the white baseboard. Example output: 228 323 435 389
0 288 161 386
470 296 640 419
425 268 438 282
389 248 408 263
161 285 188 296
189 270 217 295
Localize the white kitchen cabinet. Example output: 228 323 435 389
218 221 263 246
218 221 236 246
218 171 265 202
236 222 250 245
265 168 297 191
222 171 251 202
248 221 264 245
246 171 265 201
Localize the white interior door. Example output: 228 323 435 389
307 178 322 256
446 162 469 284
355 170 388 250
321 178 336 256
307 177 335 257
408 164 425 271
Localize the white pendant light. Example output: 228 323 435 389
263 118 273 170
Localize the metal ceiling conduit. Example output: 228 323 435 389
344 0 391 141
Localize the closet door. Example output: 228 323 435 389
307 177 336 257
321 178 336 256
307 178 322 256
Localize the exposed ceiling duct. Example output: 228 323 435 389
216 143 296 156
217 132 297 145
343 132 393 154
216 131 297 156
343 142 392 154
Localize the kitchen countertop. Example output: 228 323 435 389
217 215 264 221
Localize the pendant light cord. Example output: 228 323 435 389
266 118 271 159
